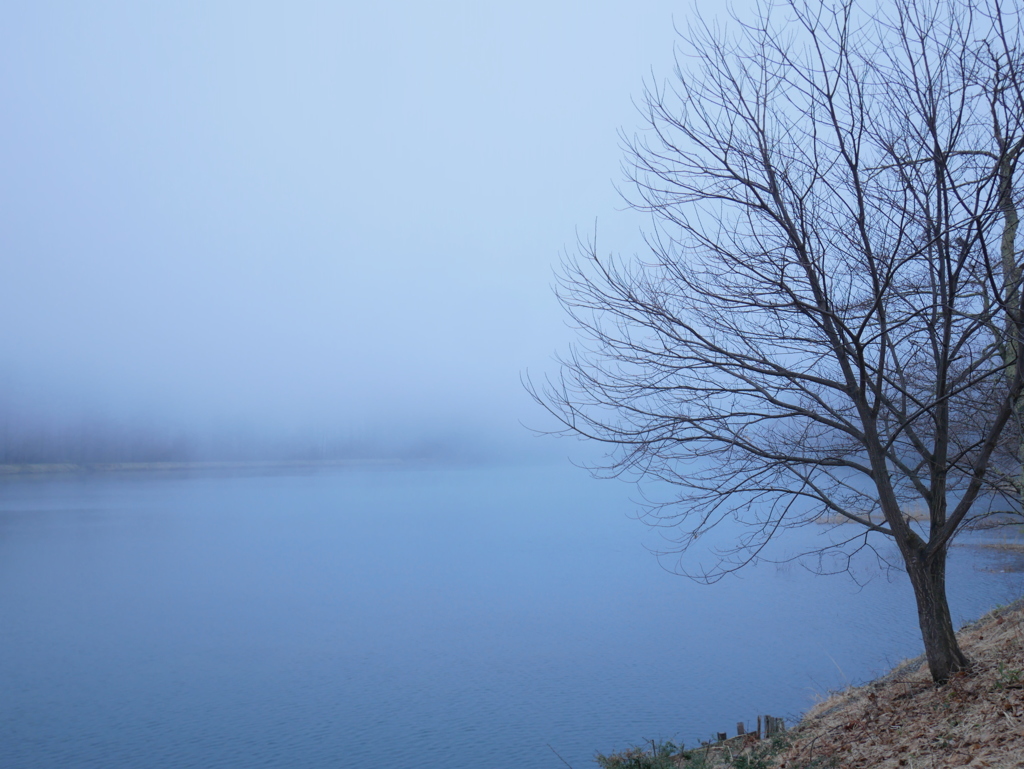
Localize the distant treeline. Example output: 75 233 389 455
0 418 394 465
0 413 494 466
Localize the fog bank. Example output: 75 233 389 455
0 1 693 461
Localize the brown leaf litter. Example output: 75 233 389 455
770 599 1024 768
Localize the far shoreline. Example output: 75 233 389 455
0 458 407 477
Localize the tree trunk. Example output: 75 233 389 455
905 546 969 683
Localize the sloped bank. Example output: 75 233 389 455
598 599 1024 768
770 597 1024 768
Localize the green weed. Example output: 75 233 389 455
595 735 798 769
595 740 687 769
995 662 1024 689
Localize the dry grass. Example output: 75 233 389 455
817 507 930 526
771 600 1024 769
966 543 1024 554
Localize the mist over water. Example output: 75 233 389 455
5 3 1022 769
0 1 696 461
0 377 540 465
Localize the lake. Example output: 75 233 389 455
1 463 1021 768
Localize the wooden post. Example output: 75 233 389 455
763 716 786 738
736 722 745 736
717 732 728 742
756 715 762 740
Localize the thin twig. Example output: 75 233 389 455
547 743 576 769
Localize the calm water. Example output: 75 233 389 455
1 464 1021 768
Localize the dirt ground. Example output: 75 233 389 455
770 600 1024 768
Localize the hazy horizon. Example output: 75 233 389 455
0 1 703 463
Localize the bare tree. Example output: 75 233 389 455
532 0 1024 683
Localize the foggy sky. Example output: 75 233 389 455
0 1 697 459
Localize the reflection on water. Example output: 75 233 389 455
0 465 1021 768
